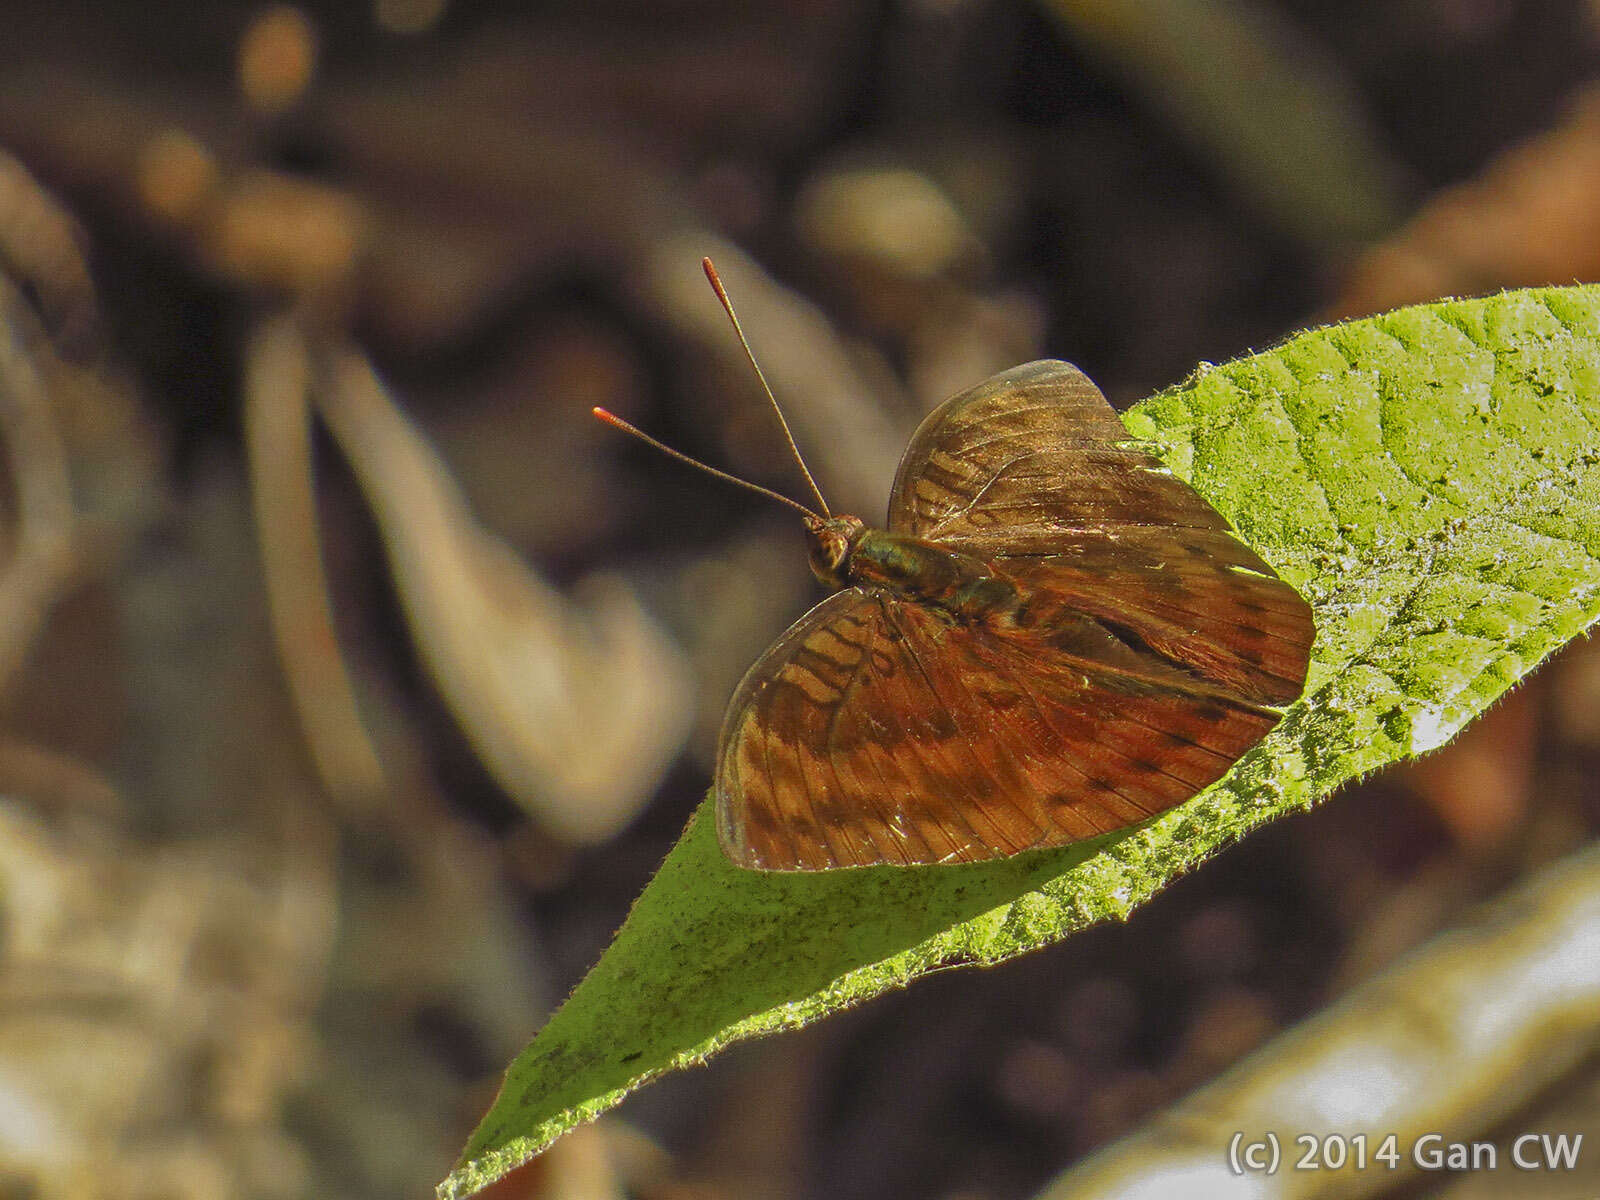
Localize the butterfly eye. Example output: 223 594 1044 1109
807 529 848 584
804 516 865 589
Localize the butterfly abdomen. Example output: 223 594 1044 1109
847 530 1019 620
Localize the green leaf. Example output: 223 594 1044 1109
439 285 1600 1199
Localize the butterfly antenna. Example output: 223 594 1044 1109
701 257 832 518
592 406 821 521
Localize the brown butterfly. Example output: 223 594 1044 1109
598 260 1314 871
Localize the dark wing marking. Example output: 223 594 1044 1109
1001 533 1313 705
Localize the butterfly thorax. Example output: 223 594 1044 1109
804 514 1019 621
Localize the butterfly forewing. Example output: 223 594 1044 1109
717 590 1006 870
717 587 1285 870
715 359 1314 870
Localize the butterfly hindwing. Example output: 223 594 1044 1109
1001 534 1311 704
888 359 1313 702
889 360 1237 552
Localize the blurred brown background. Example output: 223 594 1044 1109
0 2 1598 1199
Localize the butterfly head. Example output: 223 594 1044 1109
804 514 866 590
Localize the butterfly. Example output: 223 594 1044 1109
598 261 1314 871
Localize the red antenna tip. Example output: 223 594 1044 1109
702 257 729 304
593 406 650 439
